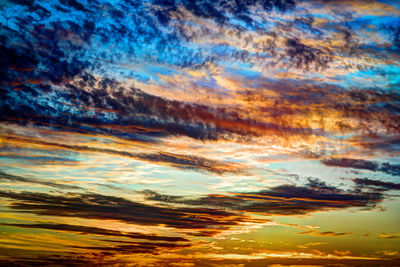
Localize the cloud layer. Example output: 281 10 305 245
1 0 400 265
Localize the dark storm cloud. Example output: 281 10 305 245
0 190 249 234
144 178 383 215
1 222 188 242
321 158 400 176
0 171 81 190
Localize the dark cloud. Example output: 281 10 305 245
316 231 350 236
351 134 400 153
0 171 81 190
1 222 189 242
0 256 94 267
1 0 400 148
144 178 383 215
353 178 400 191
0 221 191 257
70 241 191 254
379 233 400 239
1 254 399 267
2 54 319 143
1 0 399 265
321 158 400 176
4 61 335 146
4 65 400 151
322 158 378 171
285 37 333 70
0 222 190 265
297 230 352 236
237 79 400 138
162 0 298 26
59 0 88 12
0 190 249 234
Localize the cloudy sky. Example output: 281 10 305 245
0 0 400 265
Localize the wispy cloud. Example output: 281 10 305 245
0 171 81 190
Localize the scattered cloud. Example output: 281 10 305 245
379 233 400 239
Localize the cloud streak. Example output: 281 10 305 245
0 190 251 234
144 178 383 215
0 171 81 190
322 158 400 176
0 222 189 242
3 136 244 175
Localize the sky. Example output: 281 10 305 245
0 0 400 266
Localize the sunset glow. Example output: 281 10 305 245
1 0 400 266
